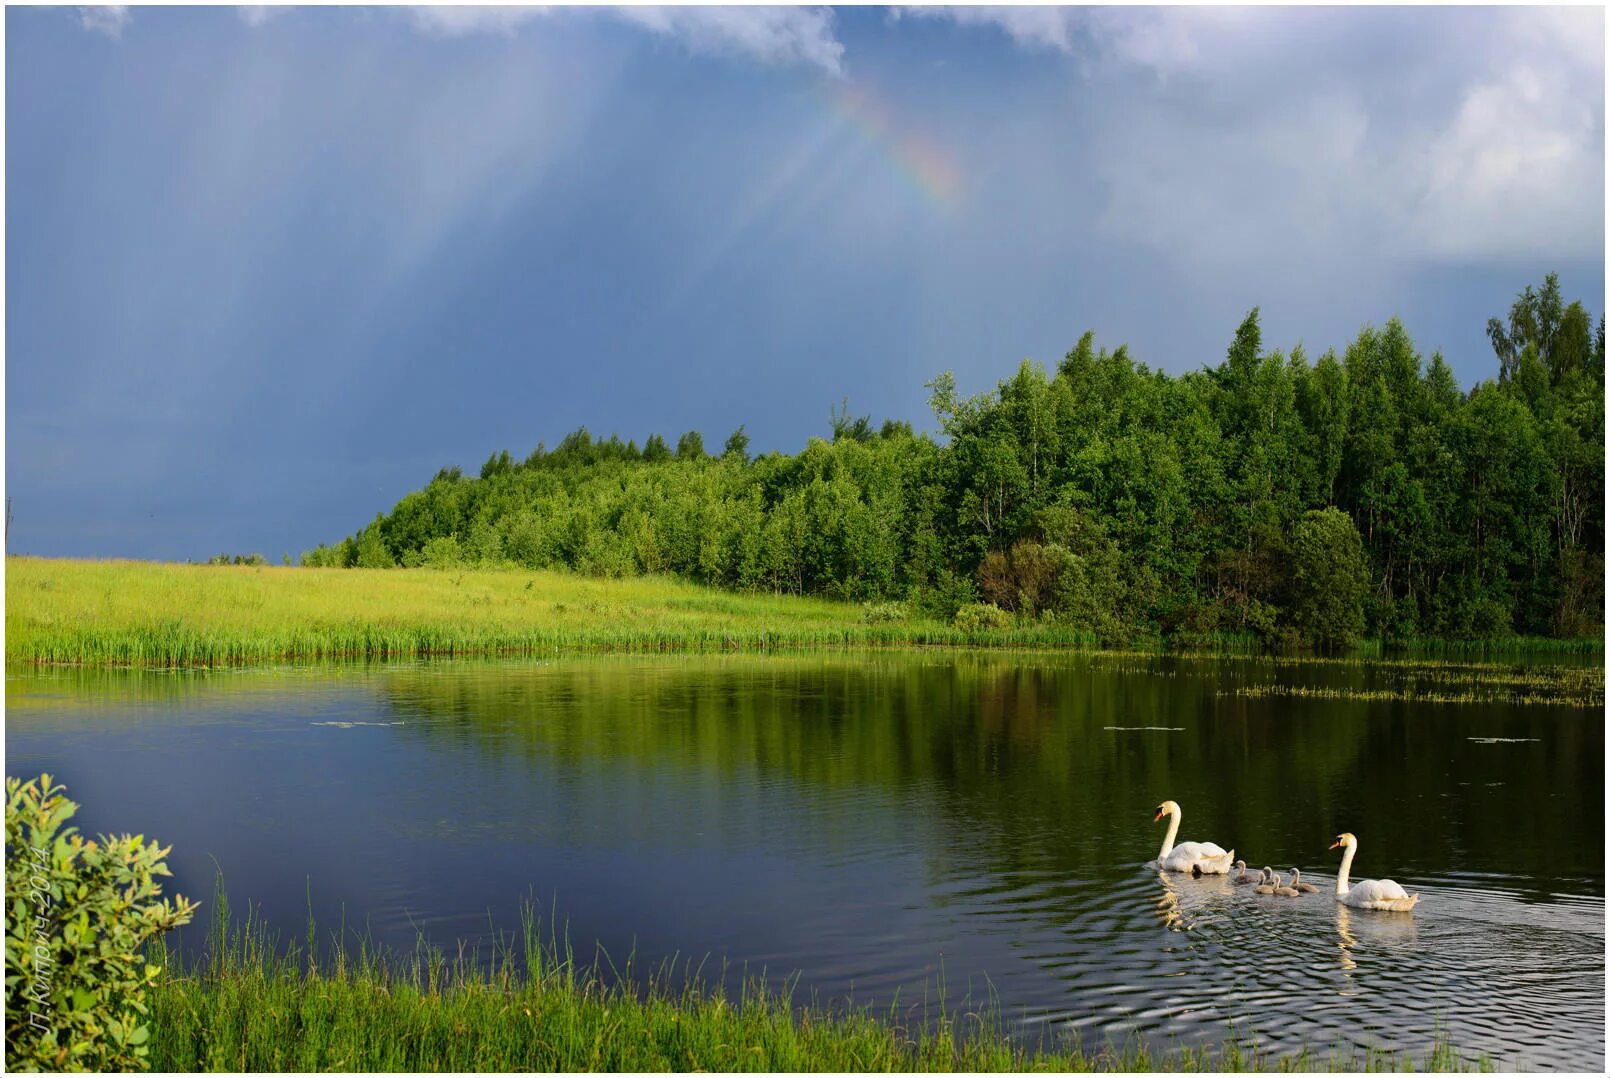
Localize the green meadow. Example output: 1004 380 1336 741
3 556 1100 666
5 556 1597 669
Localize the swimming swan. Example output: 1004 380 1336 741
1288 867 1319 894
1329 832 1419 911
1231 860 1258 884
1150 800 1235 875
1253 867 1277 895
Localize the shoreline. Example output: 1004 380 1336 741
145 898 1487 1074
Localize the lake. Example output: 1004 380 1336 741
6 651 1603 1069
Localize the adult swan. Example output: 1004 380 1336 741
1329 832 1419 911
1150 800 1235 875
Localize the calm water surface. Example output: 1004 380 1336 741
7 653 1603 1069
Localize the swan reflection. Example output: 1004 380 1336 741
1154 869 1232 931
1336 902 1420 975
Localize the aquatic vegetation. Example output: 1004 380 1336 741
309 720 404 729
145 894 1486 1073
1223 654 1604 708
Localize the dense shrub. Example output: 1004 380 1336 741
953 602 1012 633
1287 509 1370 649
5 775 198 1072
976 540 1066 616
418 533 466 569
907 569 976 623
861 601 906 624
352 518 394 569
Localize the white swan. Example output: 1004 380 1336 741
1329 832 1419 911
1150 800 1234 875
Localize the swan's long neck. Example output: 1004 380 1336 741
1158 806 1181 860
1336 841 1356 895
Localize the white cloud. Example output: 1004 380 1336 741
900 6 1325 79
92 4 847 73
410 6 844 76
898 5 1079 55
76 5 129 38
612 7 843 75
901 5 1210 72
1409 28 1604 259
915 5 1604 265
408 6 550 38
238 6 291 29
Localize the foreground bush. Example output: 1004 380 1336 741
4 775 199 1072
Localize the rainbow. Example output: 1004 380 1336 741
821 77 962 208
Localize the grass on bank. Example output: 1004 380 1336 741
147 894 1482 1073
4 557 1092 666
6 556 1599 668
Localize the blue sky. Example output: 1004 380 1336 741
6 5 1604 561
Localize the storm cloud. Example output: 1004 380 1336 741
7 6 1602 560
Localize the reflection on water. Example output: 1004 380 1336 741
6 652 1604 1069
1335 902 1420 971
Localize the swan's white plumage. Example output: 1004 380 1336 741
1331 833 1419 911
1150 801 1235 875
1160 841 1232 873
1339 877 1418 910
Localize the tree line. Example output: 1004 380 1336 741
304 274 1604 647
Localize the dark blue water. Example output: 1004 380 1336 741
7 652 1603 1068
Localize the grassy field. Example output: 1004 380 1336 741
5 556 1598 668
2 556 1100 666
145 899 1480 1073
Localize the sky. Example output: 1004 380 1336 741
5 4 1605 561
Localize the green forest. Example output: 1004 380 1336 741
305 274 1605 648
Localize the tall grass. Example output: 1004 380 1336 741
0 557 1099 667
145 890 1484 1073
6 557 1598 669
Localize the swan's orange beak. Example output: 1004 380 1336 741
1152 807 1164 822
1328 837 1343 850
